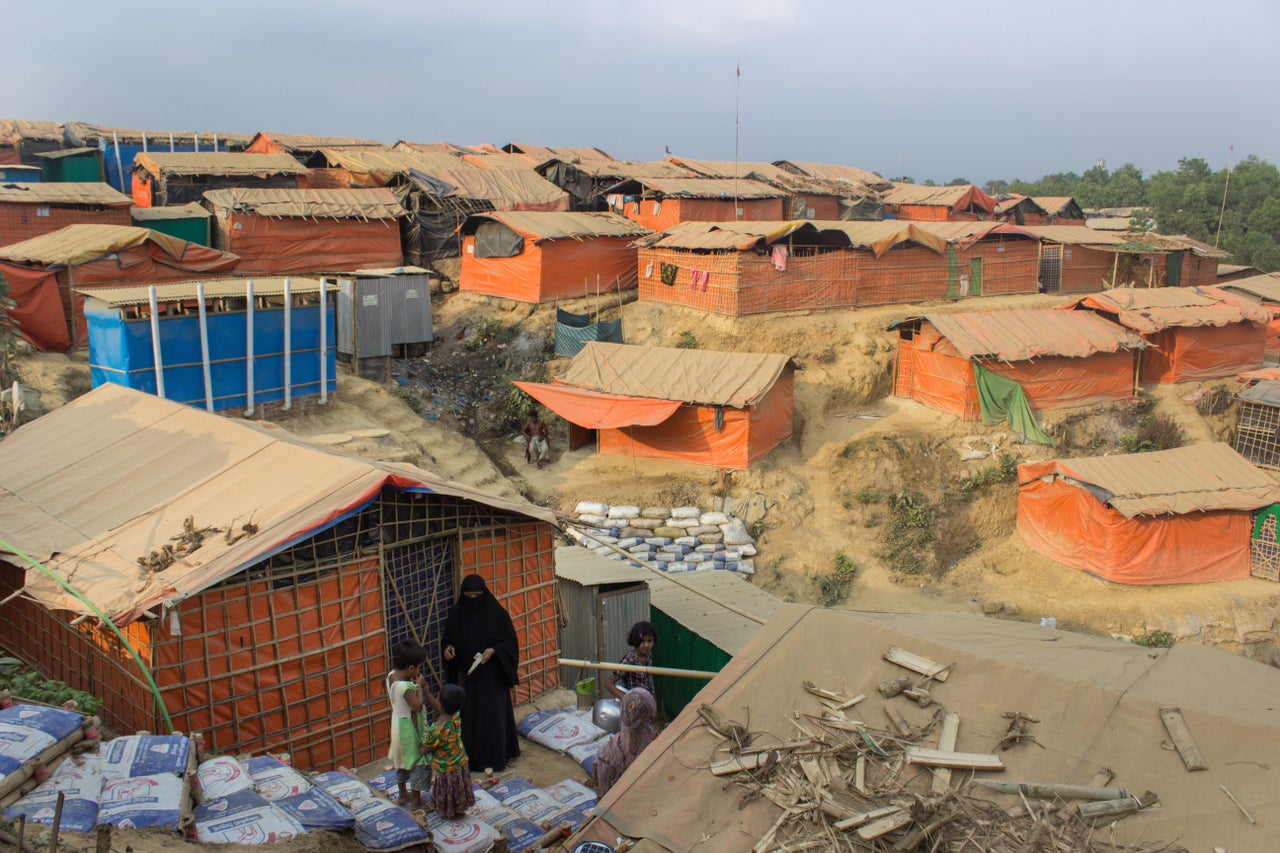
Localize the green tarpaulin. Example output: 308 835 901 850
554 308 622 357
973 363 1054 446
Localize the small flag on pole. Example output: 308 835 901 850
736 64 741 77
665 145 671 155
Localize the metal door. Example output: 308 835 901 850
599 587 648 668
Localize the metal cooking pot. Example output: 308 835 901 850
592 698 621 734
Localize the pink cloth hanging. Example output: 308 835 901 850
771 246 788 271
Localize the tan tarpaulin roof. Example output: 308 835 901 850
1023 442 1280 518
637 220 959 255
203 187 405 220
993 194 1045 215
67 123 251 147
1222 272 1280 303
419 167 570 208
78 277 332 307
559 341 794 408
635 220 808 251
129 202 211 221
575 605 1280 853
317 147 468 182
882 182 995 212
503 143 615 163
923 309 1143 361
0 119 65 144
1033 196 1080 215
1066 285 1271 333
251 131 385 151
134 151 308 177
772 160 891 191
564 159 689 181
0 224 224 267
0 182 131 206
462 210 650 241
0 384 557 623
612 177 786 200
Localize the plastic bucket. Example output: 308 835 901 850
575 677 595 710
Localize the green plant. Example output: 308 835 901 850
396 387 422 413
1135 630 1174 648
882 491 937 576
960 451 1020 493
461 317 506 352
817 551 859 607
749 520 766 539
0 664 104 715
675 332 697 350
853 488 884 505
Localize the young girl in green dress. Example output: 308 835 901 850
386 641 430 807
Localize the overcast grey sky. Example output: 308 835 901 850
9 1 1277 185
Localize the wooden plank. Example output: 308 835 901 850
883 646 950 682
834 805 902 831
710 752 768 776
857 811 914 840
1077 791 1157 821
906 747 1004 771
1159 707 1208 771
975 780 1129 800
931 712 960 793
885 706 912 737
854 755 867 795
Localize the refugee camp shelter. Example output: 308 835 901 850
0 384 560 770
535 158 687 211
65 123 250 195
992 194 1047 225
130 202 212 245
554 546 651 695
0 164 41 182
0 119 64 165
514 341 796 469
243 132 388 189
0 224 240 350
35 147 103 183
771 159 893 192
604 178 787 231
82 277 337 413
634 219 1039 317
892 309 1144 425
1066 286 1268 382
645 570 780 719
1033 196 1086 225
131 151 308 207
1233 379 1280 471
0 182 132 246
203 187 405 274
1018 442 1280 584
330 266 435 378
568 604 1280 853
458 211 650 303
1218 271 1280 360
1216 262 1263 282
664 157 878 220
881 183 996 221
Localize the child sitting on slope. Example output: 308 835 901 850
420 683 476 819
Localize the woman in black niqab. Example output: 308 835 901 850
442 574 521 771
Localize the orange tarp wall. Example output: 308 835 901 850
131 175 153 207
956 239 1041 296
460 234 638 303
904 324 1137 419
792 195 841 219
211 211 402 274
890 205 961 222
621 197 784 231
0 203 131 248
1016 466 1252 584
0 262 69 351
1139 323 1265 383
595 372 793 468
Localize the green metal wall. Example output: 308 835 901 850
132 216 211 246
649 605 730 721
42 154 103 183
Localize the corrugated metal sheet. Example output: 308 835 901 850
33 147 97 161
614 178 785 200
925 309 1143 361
463 210 650 241
134 152 308 177
79 277 332 306
0 182 130 206
335 277 392 358
647 572 782 655
1036 443 1280 518
203 187 405 219
555 546 651 691
1222 273 1280 304
560 341 795 408
128 202 211 221
556 546 653 586
1068 286 1271 332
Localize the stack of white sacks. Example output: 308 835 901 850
567 502 757 575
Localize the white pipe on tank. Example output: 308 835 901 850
196 283 214 411
148 286 166 399
318 280 328 403
244 280 255 416
283 278 292 410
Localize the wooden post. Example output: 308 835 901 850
48 791 64 853
1159 707 1208 771
931 712 960 793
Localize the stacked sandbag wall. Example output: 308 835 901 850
565 501 758 575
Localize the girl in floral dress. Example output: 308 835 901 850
421 683 475 819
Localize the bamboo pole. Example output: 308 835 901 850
558 657 717 680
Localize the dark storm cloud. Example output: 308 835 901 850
8 0 1277 184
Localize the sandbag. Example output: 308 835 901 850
640 507 671 519
478 803 544 853
607 505 641 520
697 533 724 545
576 513 607 528
685 553 707 563
673 536 698 547
699 511 730 526
665 562 693 573
653 552 678 563
196 756 254 801
194 789 306 844
616 537 642 549
627 517 663 530
574 501 608 516
665 517 700 529
516 709 605 751
737 543 757 557
687 524 720 536
352 796 433 851
545 778 597 811
567 740 602 776
643 537 673 547
721 518 754 546
653 526 684 538
275 785 353 831
98 773 187 830
98 734 192 780
425 812 501 853
670 506 701 519
694 543 722 553
4 754 103 833
618 527 648 539
245 755 310 802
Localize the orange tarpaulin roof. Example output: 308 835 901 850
513 381 681 428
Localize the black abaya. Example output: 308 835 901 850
442 575 521 772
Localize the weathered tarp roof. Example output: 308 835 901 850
1001 224 1231 257
993 194 1045 215
502 143 615 163
410 167 569 208
772 160 892 191
1065 285 1270 332
0 119 65 144
0 182 130 207
1033 196 1082 216
575 604 1280 853
646 571 781 655
318 147 467 182
66 123 251 147
668 158 874 199
558 341 795 408
882 182 996 212
129 202 211 221
33 147 98 161
251 131 385 151
1238 379 1280 407
571 160 691 181
203 187 405 220
0 224 233 268
77 277 332 307
636 219 1007 256
461 210 650 241
634 220 809 251
1019 442 1280 518
1220 272 1280 303
554 545 652 587
0 384 558 623
606 177 786 200
134 151 308 177
922 309 1143 361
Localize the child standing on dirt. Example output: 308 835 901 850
420 683 476 819
387 640 431 808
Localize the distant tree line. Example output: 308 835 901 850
985 156 1280 272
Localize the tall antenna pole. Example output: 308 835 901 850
734 62 741 220
1215 144 1234 249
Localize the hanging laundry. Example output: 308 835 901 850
701 271 711 291
644 261 654 279
689 270 703 290
660 263 678 286
771 246 788 271
606 193 622 208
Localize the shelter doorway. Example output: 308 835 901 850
383 534 456 668
569 422 596 451
1039 245 1062 293
893 329 916 397
1165 251 1183 287
968 258 983 296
